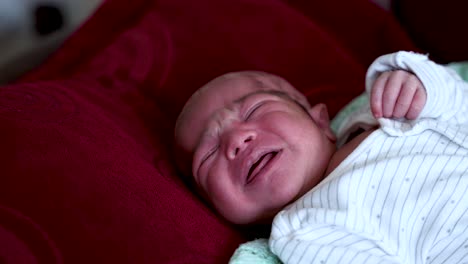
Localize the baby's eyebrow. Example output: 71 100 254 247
233 90 291 104
234 89 310 116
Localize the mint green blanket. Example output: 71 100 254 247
229 62 468 264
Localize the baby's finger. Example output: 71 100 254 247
382 71 406 117
392 77 419 118
370 72 390 118
406 88 426 120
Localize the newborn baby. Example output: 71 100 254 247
174 52 426 224
175 51 468 263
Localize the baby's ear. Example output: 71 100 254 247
308 103 336 142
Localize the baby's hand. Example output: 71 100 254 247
370 70 427 120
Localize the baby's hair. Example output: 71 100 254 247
223 71 311 108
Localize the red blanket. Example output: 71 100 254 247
0 0 415 263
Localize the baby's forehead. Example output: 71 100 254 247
199 73 268 97
185 74 270 111
178 72 307 129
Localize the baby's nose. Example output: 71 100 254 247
225 129 256 160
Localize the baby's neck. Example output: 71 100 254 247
325 127 377 175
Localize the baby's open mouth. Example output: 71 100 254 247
246 151 279 184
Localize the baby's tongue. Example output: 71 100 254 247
249 152 275 180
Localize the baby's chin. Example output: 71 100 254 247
227 210 278 225
226 200 292 225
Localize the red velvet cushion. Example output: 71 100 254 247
0 0 415 263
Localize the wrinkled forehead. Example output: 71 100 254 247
175 74 265 145
199 74 269 108
176 71 309 131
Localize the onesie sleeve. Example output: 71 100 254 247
269 209 400 264
365 51 468 124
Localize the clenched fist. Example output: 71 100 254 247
370 70 427 120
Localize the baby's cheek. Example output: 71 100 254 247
206 171 238 209
212 189 252 224
264 171 300 207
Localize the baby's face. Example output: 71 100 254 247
175 72 336 224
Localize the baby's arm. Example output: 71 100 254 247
270 211 400 264
366 51 468 124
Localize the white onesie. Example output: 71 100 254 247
269 51 468 264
